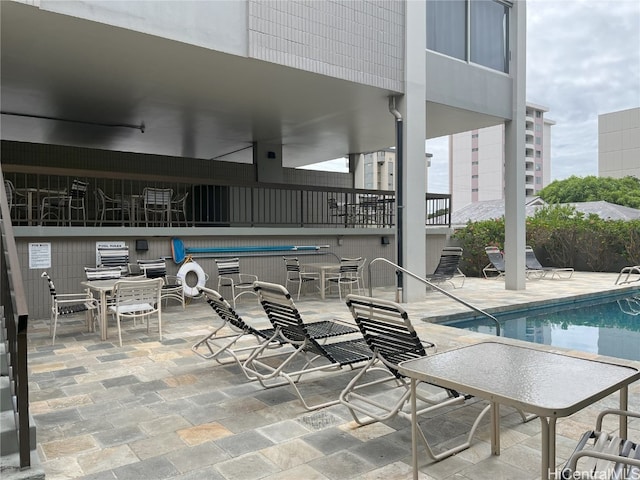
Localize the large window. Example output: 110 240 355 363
427 1 467 61
471 1 508 72
427 0 510 74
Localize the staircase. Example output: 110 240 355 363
1 309 44 480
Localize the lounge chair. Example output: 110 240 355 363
525 245 574 279
425 246 465 288
339 294 491 462
615 265 640 285
483 246 506 279
560 409 640 480
191 286 283 364
243 281 373 411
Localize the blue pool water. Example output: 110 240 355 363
442 292 640 361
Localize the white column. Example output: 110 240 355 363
400 0 427 302
504 0 527 290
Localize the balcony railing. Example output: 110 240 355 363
3 170 451 229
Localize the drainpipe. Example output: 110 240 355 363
389 96 403 302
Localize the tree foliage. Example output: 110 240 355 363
537 175 640 209
452 204 640 276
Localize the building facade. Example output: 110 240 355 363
2 0 529 305
449 103 553 212
598 107 640 179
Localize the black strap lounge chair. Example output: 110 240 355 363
561 409 640 480
339 294 490 462
525 246 574 279
191 286 282 364
244 281 373 411
483 246 506 279
425 246 466 288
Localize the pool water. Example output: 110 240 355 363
442 292 640 361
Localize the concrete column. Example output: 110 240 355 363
400 0 427 302
254 142 283 183
504 0 527 290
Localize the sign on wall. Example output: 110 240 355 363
29 242 51 269
95 241 126 267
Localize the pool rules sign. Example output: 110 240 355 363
29 242 51 269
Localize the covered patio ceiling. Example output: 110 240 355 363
0 2 400 168
1 2 501 169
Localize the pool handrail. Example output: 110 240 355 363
367 257 501 336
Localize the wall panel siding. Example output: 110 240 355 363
248 0 404 91
18 234 398 320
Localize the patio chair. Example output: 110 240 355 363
339 294 490 462
243 281 373 410
425 246 466 288
482 246 506 279
283 256 319 300
525 245 574 279
137 258 185 309
325 257 364 300
108 277 163 347
615 265 640 285
142 187 173 226
215 257 258 308
94 187 130 226
191 286 283 363
41 272 99 344
170 190 189 226
4 179 29 223
84 266 122 281
560 409 640 480
40 179 89 226
97 246 130 274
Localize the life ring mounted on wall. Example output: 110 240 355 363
177 258 207 297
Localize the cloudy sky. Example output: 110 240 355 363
310 0 640 194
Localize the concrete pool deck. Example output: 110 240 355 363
21 272 640 479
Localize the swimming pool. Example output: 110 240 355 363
440 292 640 361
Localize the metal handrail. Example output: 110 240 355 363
366 257 501 336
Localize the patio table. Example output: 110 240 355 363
397 341 640 480
81 276 145 341
15 187 67 225
303 261 340 300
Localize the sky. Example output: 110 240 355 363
306 0 640 194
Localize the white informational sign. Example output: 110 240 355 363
29 242 51 269
95 241 126 267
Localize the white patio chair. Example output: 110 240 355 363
215 257 258 308
41 272 99 344
137 258 185 309
108 277 163 347
283 256 319 300
143 187 173 226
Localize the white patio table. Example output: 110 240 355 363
397 341 640 480
302 261 340 300
81 275 145 341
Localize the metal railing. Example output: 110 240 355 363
0 169 31 468
4 170 451 229
366 257 501 336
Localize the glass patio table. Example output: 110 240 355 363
397 341 640 480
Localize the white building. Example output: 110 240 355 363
449 103 554 212
598 107 640 179
1 0 530 299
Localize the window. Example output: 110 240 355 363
471 174 479 179
535 124 542 132
472 133 479 138
536 111 542 118
472 160 479 165
470 1 509 73
472 188 479 192
472 147 479 152
427 1 510 73
535 137 541 145
535 150 541 158
427 1 467 61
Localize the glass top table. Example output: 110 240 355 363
397 341 640 479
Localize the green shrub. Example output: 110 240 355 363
452 205 640 276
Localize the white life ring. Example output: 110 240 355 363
177 261 207 297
